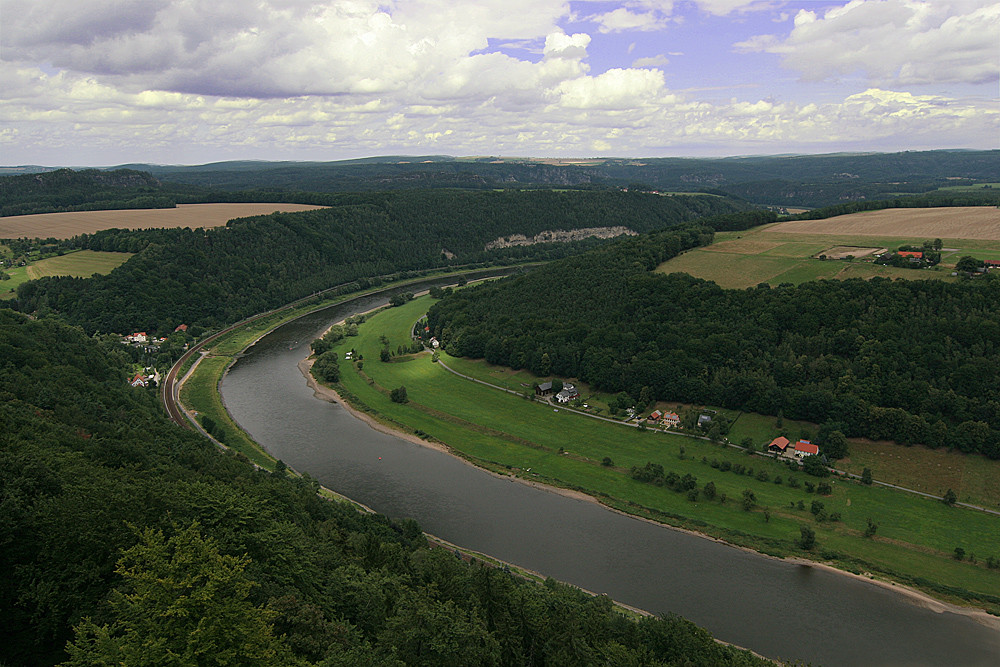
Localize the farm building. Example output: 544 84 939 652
648 410 663 422
897 251 923 258
767 436 791 454
535 381 553 396
793 440 819 458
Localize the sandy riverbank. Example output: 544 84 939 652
297 354 1000 631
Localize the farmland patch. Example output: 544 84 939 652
0 203 326 239
769 207 1000 240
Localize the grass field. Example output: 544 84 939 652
0 202 326 239
322 296 1000 611
0 249 132 299
655 209 1000 289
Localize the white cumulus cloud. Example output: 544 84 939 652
736 0 1000 85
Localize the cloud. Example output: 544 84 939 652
590 7 669 33
0 0 573 98
554 68 667 109
632 55 671 68
735 0 1000 85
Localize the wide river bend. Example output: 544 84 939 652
220 280 1000 667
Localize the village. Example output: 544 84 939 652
122 323 192 388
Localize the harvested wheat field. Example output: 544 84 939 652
0 203 326 239
769 207 1000 240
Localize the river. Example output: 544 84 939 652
219 281 1000 666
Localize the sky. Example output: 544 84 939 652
1 0 998 166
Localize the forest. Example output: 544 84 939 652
122 149 1000 207
0 168 215 217
0 309 771 667
13 188 741 334
427 225 1000 459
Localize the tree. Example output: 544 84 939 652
860 468 873 485
741 489 756 511
799 525 816 550
380 348 391 362
63 524 300 666
390 386 409 404
933 238 943 251
802 454 829 477
943 488 957 505
953 547 965 560
702 481 716 500
601 457 614 467
955 255 982 272
823 430 849 459
638 385 654 409
864 517 878 538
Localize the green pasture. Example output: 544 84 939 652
325 296 1000 610
26 249 133 280
0 249 133 300
657 227 998 289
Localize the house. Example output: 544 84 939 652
174 324 188 333
662 412 680 427
793 440 819 458
555 383 580 404
429 336 440 348
985 260 1000 269
130 373 148 388
898 251 923 259
697 414 713 428
535 381 554 396
767 436 791 455
126 332 148 344
648 410 663 422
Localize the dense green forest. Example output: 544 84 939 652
14 189 741 334
118 150 1000 207
427 225 1000 459
0 309 771 667
0 169 215 217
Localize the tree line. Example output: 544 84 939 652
427 225 1000 459
0 308 770 667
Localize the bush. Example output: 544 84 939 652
390 386 408 403
799 526 816 550
312 350 341 383
601 457 614 467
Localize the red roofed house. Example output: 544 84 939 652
767 436 791 455
662 412 680 427
175 324 188 333
898 251 923 258
130 373 148 388
793 440 819 458
648 410 663 422
985 260 1000 269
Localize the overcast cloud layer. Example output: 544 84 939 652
1 0 997 164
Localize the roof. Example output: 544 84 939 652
174 324 188 332
663 412 679 420
897 251 923 258
768 436 790 450
538 381 553 391
649 410 663 419
795 440 819 455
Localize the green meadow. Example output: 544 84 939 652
655 225 1000 289
323 296 1000 612
0 249 132 299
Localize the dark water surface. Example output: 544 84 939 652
220 281 1000 667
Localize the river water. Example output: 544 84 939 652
220 280 1000 666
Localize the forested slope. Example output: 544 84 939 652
427 228 1000 459
0 309 771 667
0 169 213 217
15 189 741 334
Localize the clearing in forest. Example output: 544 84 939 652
0 203 326 239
